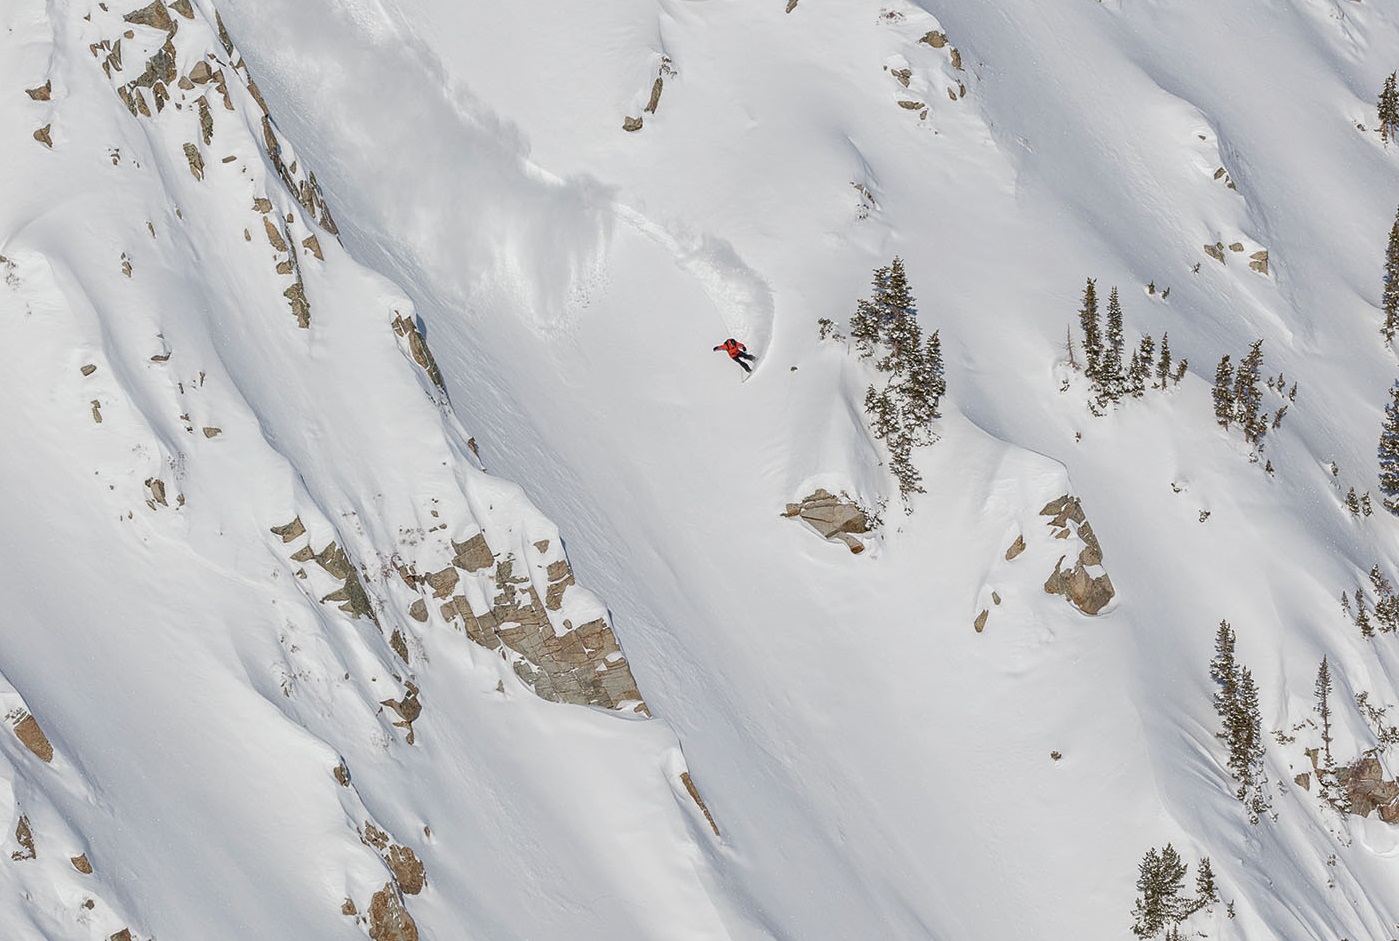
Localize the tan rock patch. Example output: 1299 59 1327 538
368 883 418 941
14 714 53 763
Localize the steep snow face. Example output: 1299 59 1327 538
0 1 728 939
209 0 1399 938
9 0 1399 938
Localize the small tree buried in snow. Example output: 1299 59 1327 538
848 257 945 505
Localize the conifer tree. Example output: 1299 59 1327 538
1370 564 1399 631
850 263 890 359
1079 278 1102 381
1233 340 1267 446
1192 857 1219 913
1129 335 1154 397
1379 380 1399 513
1382 210 1399 344
1131 844 1190 938
1356 589 1374 638
1156 332 1173 390
849 257 945 504
1315 657 1335 792
1380 72 1399 146
1234 667 1269 821
1102 286 1126 400
1210 621 1239 724
1210 622 1268 820
1213 356 1234 427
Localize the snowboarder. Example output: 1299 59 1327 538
714 337 757 374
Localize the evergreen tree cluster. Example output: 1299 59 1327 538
1211 340 1294 455
1075 278 1183 410
1209 621 1269 821
1130 844 1219 939
847 257 946 503
1380 72 1399 146
1344 563 1399 637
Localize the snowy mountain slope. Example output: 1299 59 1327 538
10 0 1399 938
210 0 1399 937
1 1 737 939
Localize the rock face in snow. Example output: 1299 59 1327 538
1039 495 1115 616
1336 756 1399 823
368 883 418 941
422 537 649 714
11 713 54 763
93 0 337 329
783 488 870 553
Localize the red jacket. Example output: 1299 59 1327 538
714 338 746 359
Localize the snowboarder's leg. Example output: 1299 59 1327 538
735 358 752 373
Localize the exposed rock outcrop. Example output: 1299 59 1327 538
414 532 648 713
11 815 35 860
92 0 337 329
782 488 871 553
368 883 418 941
391 313 445 391
1336 756 1399 823
681 771 720 836
362 823 426 895
380 682 421 744
12 712 54 762
1039 495 1115 615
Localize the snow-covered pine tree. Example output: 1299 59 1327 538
1156 332 1172 390
1210 621 1239 725
849 263 890 358
1128 335 1154 397
1234 667 1269 822
1130 844 1190 938
1213 356 1235 428
1356 589 1375 638
1380 72 1399 145
850 257 944 504
874 257 919 376
1079 278 1102 382
1382 210 1399 345
1369 564 1399 631
1192 857 1219 913
1210 621 1268 820
1378 380 1399 514
1102 286 1126 400
902 329 946 437
1233 340 1266 446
